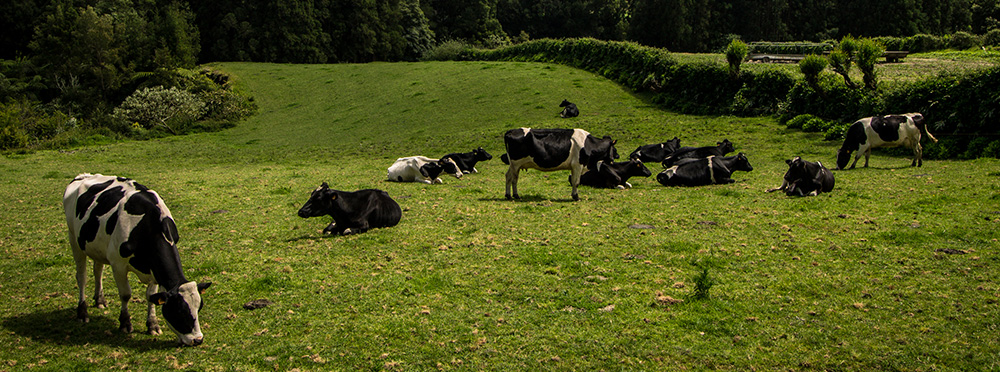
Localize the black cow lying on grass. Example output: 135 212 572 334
578 159 652 189
656 153 753 186
440 147 493 174
629 137 681 163
767 156 835 196
559 99 579 118
297 183 402 235
661 139 736 167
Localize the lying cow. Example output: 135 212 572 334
767 157 835 196
837 113 937 169
661 139 736 167
656 153 753 186
387 156 462 184
440 147 493 174
297 182 402 235
629 137 681 163
501 127 618 201
64 174 211 346
579 159 652 189
559 99 579 118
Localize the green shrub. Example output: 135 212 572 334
824 122 850 140
984 29 1000 47
984 140 1000 159
725 39 749 78
856 38 884 90
802 117 829 132
786 114 815 129
748 42 833 55
691 268 714 300
949 31 982 50
422 40 472 61
113 86 206 135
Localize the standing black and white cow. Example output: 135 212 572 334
661 139 736 167
386 156 463 184
501 127 618 201
656 153 753 186
64 174 211 346
836 113 937 170
440 147 494 174
767 156 835 196
559 99 579 118
629 137 681 163
579 159 652 189
297 183 402 235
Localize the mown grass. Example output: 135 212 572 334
0 61 998 371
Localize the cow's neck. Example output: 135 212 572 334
149 247 188 290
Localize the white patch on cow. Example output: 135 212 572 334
706 156 717 184
387 156 441 184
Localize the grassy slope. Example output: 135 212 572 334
0 61 998 371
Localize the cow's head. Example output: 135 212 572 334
835 149 852 170
627 159 652 178
718 139 735 155
440 158 463 179
298 182 336 218
560 99 573 107
665 137 681 153
733 153 753 172
473 147 493 161
149 281 211 346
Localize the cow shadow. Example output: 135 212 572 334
1 308 179 350
478 195 577 203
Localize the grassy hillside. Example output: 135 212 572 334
0 61 998 371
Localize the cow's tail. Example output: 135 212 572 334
500 153 510 165
923 122 938 143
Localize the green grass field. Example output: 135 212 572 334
1 61 998 371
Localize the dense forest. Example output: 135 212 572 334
2 0 1000 152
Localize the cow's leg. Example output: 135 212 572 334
322 222 337 234
112 267 134 333
92 261 107 309
145 284 161 335
569 165 582 201
73 248 90 323
913 142 923 167
766 180 788 193
862 148 871 167
505 166 520 200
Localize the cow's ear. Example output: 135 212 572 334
320 182 329 189
197 282 212 294
149 292 168 305
786 159 792 165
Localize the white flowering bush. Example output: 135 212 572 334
113 86 206 134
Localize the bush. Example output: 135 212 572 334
949 31 982 50
802 117 829 132
824 122 851 140
421 40 472 61
984 29 1000 47
799 55 828 88
725 39 749 77
112 86 206 135
786 114 816 129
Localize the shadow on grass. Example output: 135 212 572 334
478 194 579 203
2 308 180 350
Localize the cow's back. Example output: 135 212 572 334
359 189 402 228
503 128 584 170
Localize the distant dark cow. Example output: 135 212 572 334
64 174 211 346
656 153 753 186
559 99 579 118
661 139 736 167
767 157 835 196
579 159 652 189
837 113 937 170
501 127 618 201
629 137 681 162
440 147 493 174
386 156 462 184
297 183 402 235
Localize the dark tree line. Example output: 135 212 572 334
4 0 999 65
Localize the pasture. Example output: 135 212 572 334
1 61 998 371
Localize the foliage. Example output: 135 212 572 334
855 38 884 90
828 36 858 88
798 54 828 90
725 39 749 78
0 100 72 150
112 86 205 134
824 121 851 140
950 31 983 50
748 42 833 55
421 40 472 61
801 117 830 132
786 114 816 129
985 29 1000 46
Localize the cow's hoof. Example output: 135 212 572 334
572 195 580 201
147 326 162 335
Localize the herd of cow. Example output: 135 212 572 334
61 108 935 346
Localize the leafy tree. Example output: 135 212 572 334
855 38 884 90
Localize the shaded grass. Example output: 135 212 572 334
0 61 998 370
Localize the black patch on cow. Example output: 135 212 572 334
504 128 575 169
105 211 118 236
162 292 197 334
119 191 185 286
75 179 115 219
871 115 903 142
78 217 100 251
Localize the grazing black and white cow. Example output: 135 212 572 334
440 147 493 174
297 183 402 235
836 113 937 169
767 156 835 196
579 159 653 189
559 99 579 118
661 139 736 167
629 137 681 163
387 156 463 184
64 174 211 346
656 153 753 186
501 127 619 201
